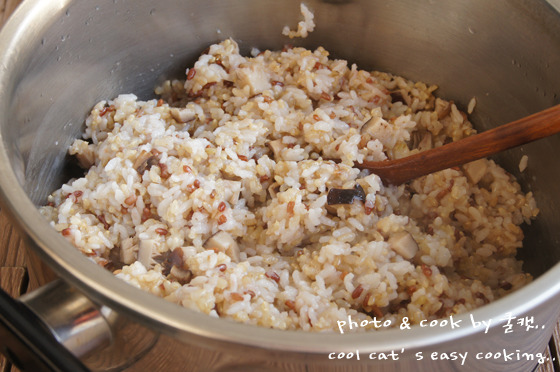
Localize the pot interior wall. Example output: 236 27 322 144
3 0 560 276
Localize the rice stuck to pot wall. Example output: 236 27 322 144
40 38 538 331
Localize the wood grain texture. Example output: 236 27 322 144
551 320 560 371
0 0 20 24
0 267 28 372
0 1 558 371
0 6 35 372
0 266 27 297
0 211 27 268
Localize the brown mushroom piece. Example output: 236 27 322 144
222 180 242 205
133 150 158 174
462 158 488 184
417 132 433 152
326 184 366 214
170 107 196 123
163 247 185 271
388 231 419 260
204 231 240 263
267 139 284 160
267 181 280 199
389 90 408 105
74 150 95 169
69 139 96 169
157 247 192 284
137 239 158 269
360 116 381 135
409 130 432 151
120 237 137 265
434 98 452 120
168 266 192 285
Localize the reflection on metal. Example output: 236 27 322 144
1 0 560 370
19 279 159 371
20 280 113 359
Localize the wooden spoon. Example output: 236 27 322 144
355 104 560 185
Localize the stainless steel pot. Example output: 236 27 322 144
1 0 560 371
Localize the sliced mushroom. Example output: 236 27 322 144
435 98 452 120
462 158 487 184
417 132 433 152
222 180 242 205
409 130 429 150
327 184 366 206
120 237 137 265
204 231 240 263
326 184 367 215
170 107 196 123
360 116 383 135
155 247 189 277
267 140 284 159
167 247 185 268
137 239 158 269
70 139 96 169
389 90 410 105
168 266 192 285
75 152 95 169
133 150 158 174
267 181 280 200
235 64 271 95
153 247 193 284
358 107 383 133
388 231 418 259
359 114 397 150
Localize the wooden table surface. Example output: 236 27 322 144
0 0 559 371
0 0 30 360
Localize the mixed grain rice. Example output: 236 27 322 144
282 3 315 39
40 38 539 331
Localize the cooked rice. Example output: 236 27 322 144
40 38 539 331
467 96 476 114
282 3 315 39
519 155 529 172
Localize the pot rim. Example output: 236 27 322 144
1 0 560 357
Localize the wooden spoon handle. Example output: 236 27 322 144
357 104 560 185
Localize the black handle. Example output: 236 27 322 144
0 287 90 372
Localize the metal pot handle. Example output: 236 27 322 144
0 284 89 371
0 279 118 372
